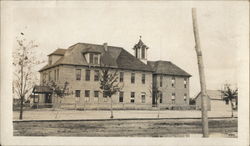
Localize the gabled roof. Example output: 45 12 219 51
194 90 223 100
147 61 191 77
48 48 66 56
33 85 53 94
39 43 153 72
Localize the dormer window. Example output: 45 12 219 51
86 53 100 65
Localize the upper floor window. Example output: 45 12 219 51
89 53 99 64
119 92 124 103
49 57 52 65
141 92 146 103
94 70 99 81
120 72 124 82
76 69 81 80
171 77 175 87
160 75 163 87
131 73 135 84
142 74 146 84
184 78 187 88
85 70 90 81
75 90 81 97
131 92 135 103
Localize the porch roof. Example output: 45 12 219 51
33 85 53 94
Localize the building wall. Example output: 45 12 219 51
40 65 153 109
153 74 190 108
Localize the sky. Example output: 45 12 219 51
6 1 249 97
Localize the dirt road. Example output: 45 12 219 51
13 118 237 137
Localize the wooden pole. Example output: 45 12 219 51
192 8 209 137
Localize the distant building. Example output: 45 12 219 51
34 38 191 110
194 90 231 111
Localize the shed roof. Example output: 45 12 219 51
194 90 223 100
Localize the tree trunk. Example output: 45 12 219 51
19 61 24 120
157 96 160 118
110 96 114 119
230 100 234 117
19 95 24 120
192 8 209 137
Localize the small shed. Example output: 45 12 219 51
194 90 230 111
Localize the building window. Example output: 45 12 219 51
57 69 59 81
160 75 163 87
184 93 187 103
141 48 145 59
141 92 146 103
142 74 146 84
159 92 163 103
94 55 99 64
85 90 90 97
131 73 135 84
85 70 90 81
75 90 81 97
54 70 56 81
171 93 176 104
49 57 52 65
184 78 187 88
85 90 90 102
89 53 99 64
103 92 108 102
130 92 135 103
89 53 94 64
76 69 81 80
94 91 99 98
94 70 99 81
49 71 52 81
120 72 124 82
171 77 175 87
119 92 124 102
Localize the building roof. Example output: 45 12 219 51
39 43 153 72
194 90 223 100
48 48 66 56
133 37 149 50
32 85 53 94
147 61 191 77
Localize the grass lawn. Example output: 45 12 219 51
13 118 237 137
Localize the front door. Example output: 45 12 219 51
45 94 52 103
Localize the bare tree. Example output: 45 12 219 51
99 66 123 119
13 33 44 120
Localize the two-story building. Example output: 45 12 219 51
34 38 191 110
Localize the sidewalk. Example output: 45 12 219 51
13 109 237 121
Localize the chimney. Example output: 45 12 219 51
103 42 108 52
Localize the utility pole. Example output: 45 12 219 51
191 8 209 137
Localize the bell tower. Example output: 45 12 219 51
133 36 149 64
